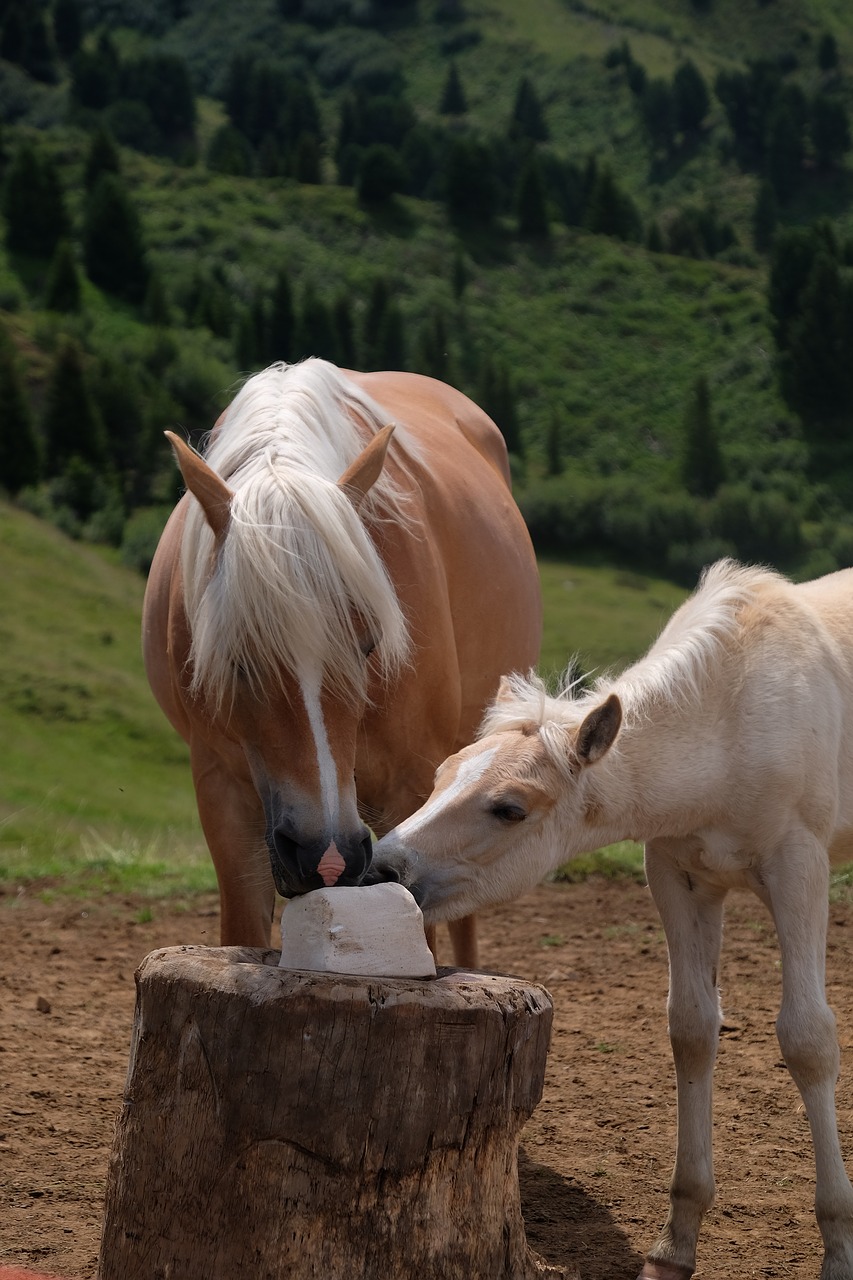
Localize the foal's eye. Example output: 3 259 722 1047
491 803 527 824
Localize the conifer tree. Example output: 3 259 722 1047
42 337 107 476
268 269 295 362
53 0 83 60
439 61 467 116
545 411 563 477
510 76 549 142
143 270 171 327
362 276 390 369
44 239 82 313
478 356 522 456
673 59 709 134
415 310 451 382
680 375 724 497
82 173 149 303
376 301 406 370
297 285 338 362
752 180 778 252
0 326 40 493
334 294 357 367
516 154 549 237
3 140 69 257
84 126 121 191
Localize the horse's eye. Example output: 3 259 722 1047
361 636 377 659
491 803 527 824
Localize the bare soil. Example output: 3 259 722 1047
2 877 852 1279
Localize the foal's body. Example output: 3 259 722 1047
373 560 853 1279
143 360 542 957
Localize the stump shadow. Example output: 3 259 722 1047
519 1147 644 1280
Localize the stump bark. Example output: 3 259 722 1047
98 945 564 1280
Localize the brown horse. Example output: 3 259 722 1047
142 359 542 963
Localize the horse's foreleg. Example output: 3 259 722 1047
448 915 478 968
641 846 726 1280
191 742 275 947
762 833 853 1280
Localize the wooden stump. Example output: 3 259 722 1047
97 945 564 1280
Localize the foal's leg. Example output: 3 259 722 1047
641 845 727 1280
762 833 853 1280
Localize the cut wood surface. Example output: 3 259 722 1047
97 945 563 1280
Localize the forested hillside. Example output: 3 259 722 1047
2 0 853 584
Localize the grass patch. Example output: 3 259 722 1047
552 841 646 884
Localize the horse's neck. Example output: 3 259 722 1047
584 691 720 845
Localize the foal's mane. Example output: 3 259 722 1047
483 559 785 741
181 359 411 709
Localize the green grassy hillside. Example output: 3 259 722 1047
0 500 683 893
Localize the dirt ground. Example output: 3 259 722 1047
2 875 852 1279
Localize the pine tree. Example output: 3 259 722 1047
44 239 81 313
451 249 468 300
516 154 549 237
445 137 497 225
415 310 451 382
362 277 390 369
673 59 709 134
334 294 357 367
143 270 171 327
0 326 40 493
268 269 295 362
357 144 406 204
752 180 778 252
84 126 121 191
439 62 467 116
641 77 676 154
297 285 338 362
42 337 107 475
680 375 724 497
818 31 839 73
545 412 563 477
376 301 406 370
82 173 149 303
510 76 549 142
3 140 69 257
53 0 82 60
478 356 522 456
812 93 851 171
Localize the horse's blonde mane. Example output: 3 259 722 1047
181 359 411 709
482 559 786 745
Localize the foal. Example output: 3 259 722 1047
372 559 853 1280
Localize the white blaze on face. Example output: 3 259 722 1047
299 661 339 830
397 744 499 840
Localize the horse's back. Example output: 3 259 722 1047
350 369 514 487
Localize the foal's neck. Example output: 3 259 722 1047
583 682 720 846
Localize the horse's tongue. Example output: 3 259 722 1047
317 842 346 887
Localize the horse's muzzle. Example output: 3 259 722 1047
268 828 374 897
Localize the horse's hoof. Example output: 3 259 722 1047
637 1262 694 1280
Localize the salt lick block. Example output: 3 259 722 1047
279 881 437 978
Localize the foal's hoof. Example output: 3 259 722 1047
637 1263 694 1280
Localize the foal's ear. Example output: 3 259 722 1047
338 423 395 510
165 430 233 542
575 693 622 766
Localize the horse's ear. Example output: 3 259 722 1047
165 430 233 542
338 424 395 510
494 675 516 705
575 693 622 766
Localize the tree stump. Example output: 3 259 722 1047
97 945 564 1280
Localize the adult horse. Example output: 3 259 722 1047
371 558 853 1279
142 358 542 963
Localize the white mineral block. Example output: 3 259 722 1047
278 882 437 978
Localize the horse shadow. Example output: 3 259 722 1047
519 1146 644 1279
